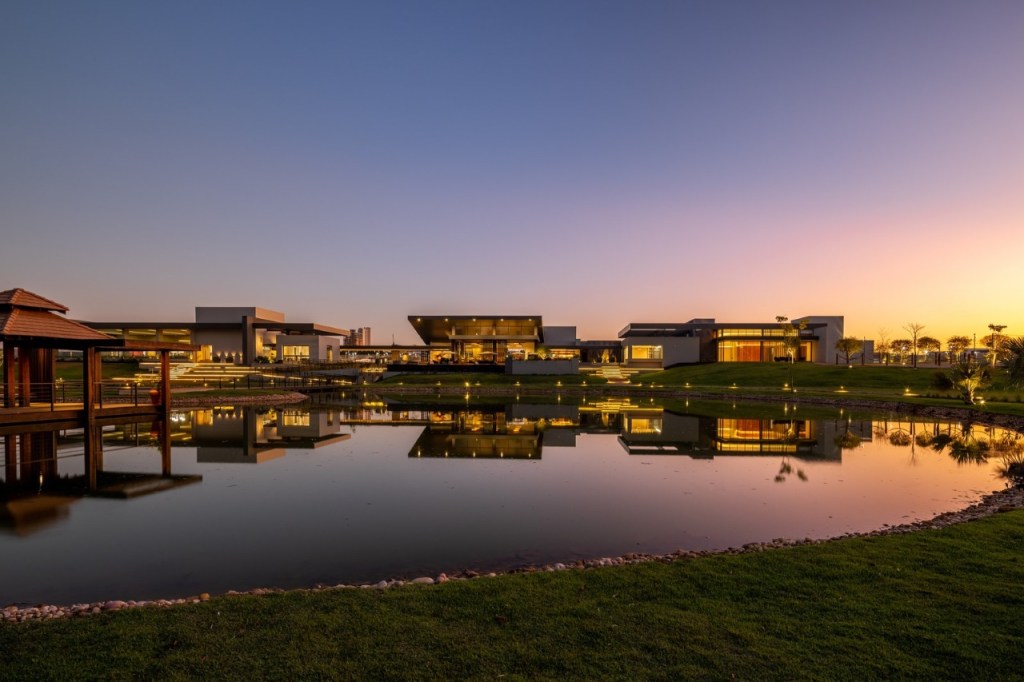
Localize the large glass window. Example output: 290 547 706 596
281 346 310 361
281 410 310 427
715 328 785 337
626 417 663 434
630 345 663 360
717 341 762 362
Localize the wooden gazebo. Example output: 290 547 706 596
0 288 193 424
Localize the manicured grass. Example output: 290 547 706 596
631 363 1024 414
632 363 943 391
54 361 140 383
377 372 605 387
3 511 1022 679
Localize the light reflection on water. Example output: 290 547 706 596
1 398 1019 605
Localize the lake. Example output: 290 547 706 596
1 396 1018 605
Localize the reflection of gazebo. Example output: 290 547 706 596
1 288 192 424
2 414 202 536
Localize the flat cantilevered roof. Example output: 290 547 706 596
407 315 542 345
619 319 828 338
79 319 350 337
252 321 349 336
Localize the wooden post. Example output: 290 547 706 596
84 423 102 492
35 431 57 479
2 344 15 408
84 347 98 421
160 350 171 420
19 429 33 482
5 435 17 484
18 347 31 407
160 416 172 476
28 348 55 403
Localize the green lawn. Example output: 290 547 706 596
377 372 605 387
630 363 1024 412
54 361 140 383
632 362 946 390
3 511 1022 679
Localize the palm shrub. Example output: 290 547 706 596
946 356 989 405
1003 337 1024 389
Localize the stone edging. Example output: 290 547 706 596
4 484 1021 624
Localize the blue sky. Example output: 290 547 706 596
3 1 1022 343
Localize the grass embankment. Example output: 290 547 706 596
377 372 605 387
3 511 1022 679
630 363 1024 416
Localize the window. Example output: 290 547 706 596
627 417 663 434
281 346 310 361
630 345 663 360
281 410 310 427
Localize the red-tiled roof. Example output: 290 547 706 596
0 288 70 312
0 308 113 341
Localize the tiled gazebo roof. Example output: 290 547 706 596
0 288 112 343
0 288 70 313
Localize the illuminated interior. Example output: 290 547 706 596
717 340 813 362
409 316 541 363
714 419 814 452
629 345 663 361
280 345 310 361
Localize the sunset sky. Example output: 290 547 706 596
3 1 1022 344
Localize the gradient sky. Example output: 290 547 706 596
3 1 1022 344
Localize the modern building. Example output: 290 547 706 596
618 316 844 369
407 315 548 363
345 327 372 346
81 306 350 365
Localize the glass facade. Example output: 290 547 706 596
716 340 813 362
281 346 310 361
715 328 787 337
715 419 813 452
630 345 663 360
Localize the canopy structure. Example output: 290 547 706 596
1 288 195 417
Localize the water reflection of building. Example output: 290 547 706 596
616 411 871 460
190 408 350 463
407 403 582 459
396 399 871 461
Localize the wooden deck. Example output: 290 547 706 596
0 403 163 432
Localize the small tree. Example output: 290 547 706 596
903 322 926 368
947 335 971 363
876 329 891 366
946 356 989 405
917 336 941 365
835 337 864 364
776 316 807 363
985 324 1008 366
890 339 912 365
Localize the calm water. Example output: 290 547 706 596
1 397 1018 605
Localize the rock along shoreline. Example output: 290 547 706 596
4 484 1021 624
